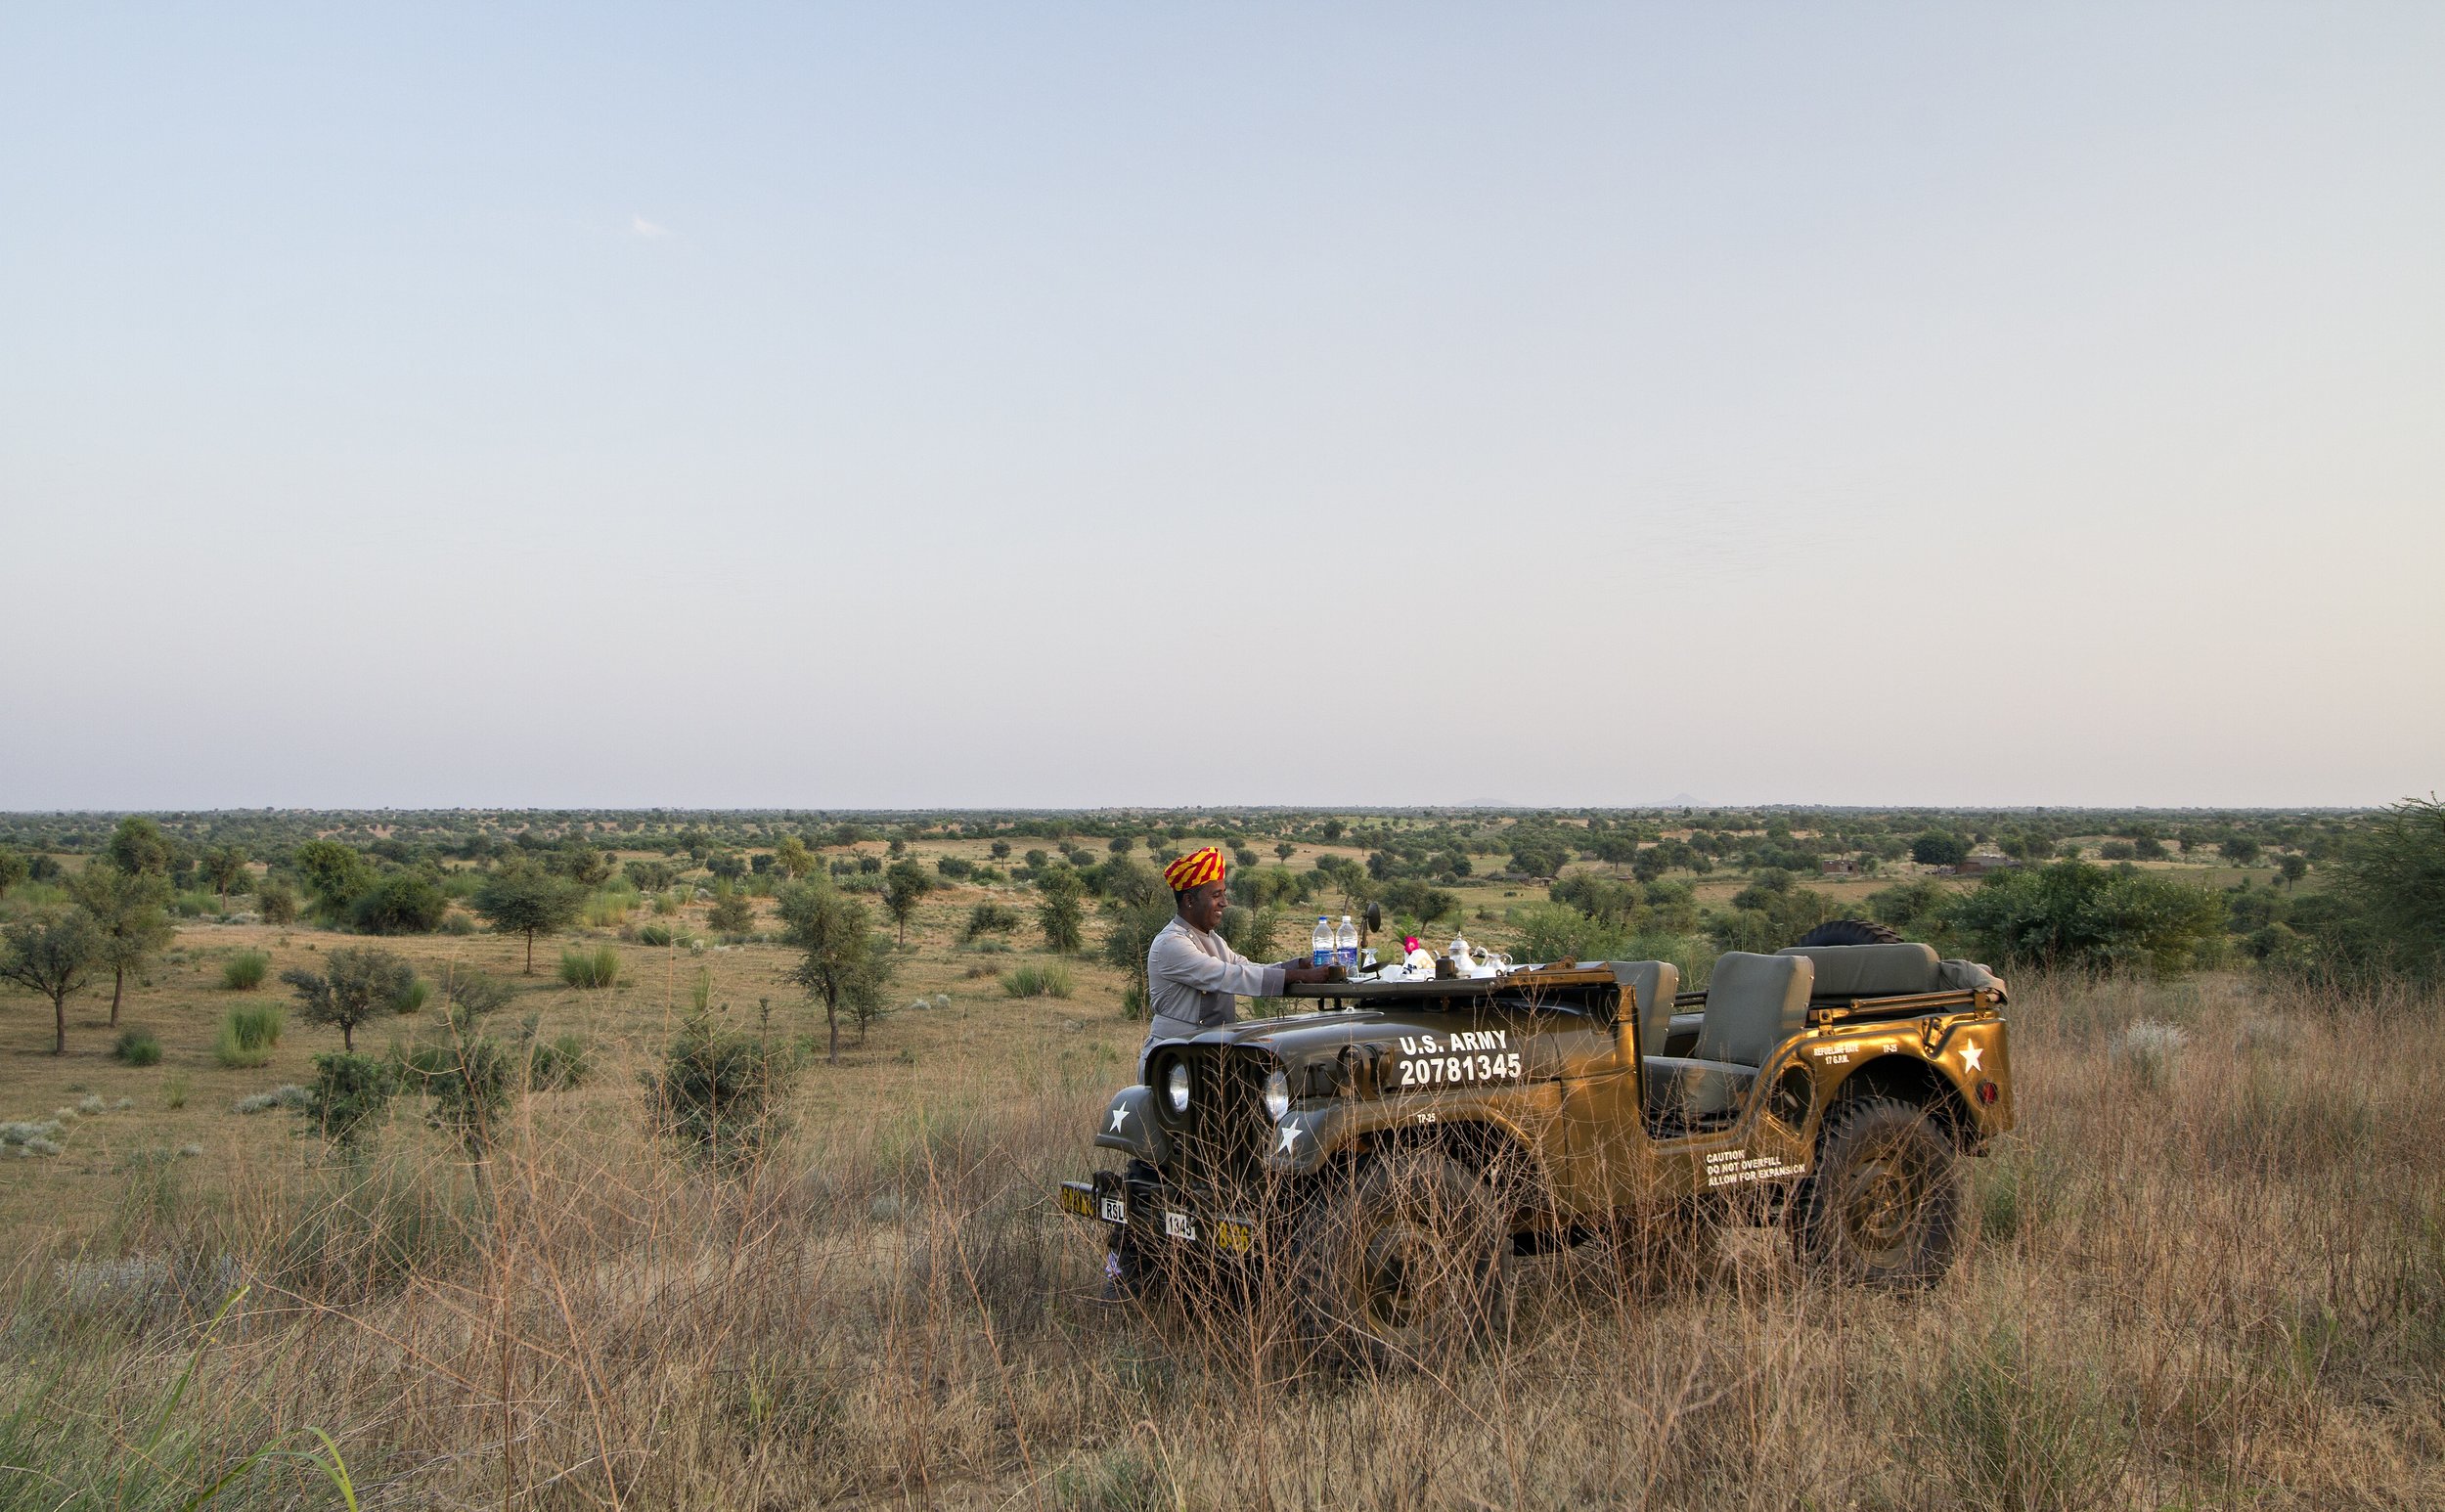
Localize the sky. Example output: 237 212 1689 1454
2 4 2439 811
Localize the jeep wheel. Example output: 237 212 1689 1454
1288 1149 1516 1367
1791 1097 1963 1286
1794 918 1904 947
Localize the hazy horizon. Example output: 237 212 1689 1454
5 5 2439 811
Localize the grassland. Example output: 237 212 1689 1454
1 832 2435 1508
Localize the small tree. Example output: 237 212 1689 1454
290 839 375 921
474 867 587 973
69 866 174 1026
105 817 176 879
706 883 755 936
882 860 933 946
282 946 416 1051
772 836 817 880
199 846 250 912
1103 896 1176 1019
2279 854 2309 889
1911 831 1971 867
1036 866 1087 954
0 847 30 898
0 909 103 1054
779 882 892 1065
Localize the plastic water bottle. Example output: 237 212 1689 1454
1311 916 1334 969
1336 916 1359 974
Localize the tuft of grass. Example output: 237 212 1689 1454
1000 962 1075 1000
212 1002 285 1069
2112 1018 2186 1090
113 1029 163 1066
221 950 270 990
557 944 621 990
162 1070 190 1109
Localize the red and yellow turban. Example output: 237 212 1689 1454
1163 846 1226 894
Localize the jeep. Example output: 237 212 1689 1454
1058 931 2013 1362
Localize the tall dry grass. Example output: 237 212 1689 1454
4 970 2441 1509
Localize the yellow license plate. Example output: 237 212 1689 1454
1212 1218 1255 1254
1057 1183 1096 1219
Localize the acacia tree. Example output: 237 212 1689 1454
105 817 176 879
0 847 29 898
1036 866 1087 954
772 836 817 880
69 866 174 1026
882 860 932 947
199 846 250 912
281 947 417 1051
0 910 103 1054
779 882 892 1065
474 867 587 973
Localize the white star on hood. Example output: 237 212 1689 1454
1110 1107 1129 1133
1960 1044 1983 1075
1277 1124 1300 1153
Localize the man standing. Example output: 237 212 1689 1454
1141 846 1332 1073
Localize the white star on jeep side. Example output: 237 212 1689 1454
1277 1124 1300 1153
1110 1107 1128 1133
1960 1044 1983 1075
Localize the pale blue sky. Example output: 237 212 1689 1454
3 4 2439 809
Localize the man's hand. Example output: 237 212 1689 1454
1279 963 1333 986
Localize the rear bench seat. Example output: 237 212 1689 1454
1779 941 2008 1000
1642 952 1811 1120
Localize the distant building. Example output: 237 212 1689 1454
1820 857 1858 876
1956 853 2021 877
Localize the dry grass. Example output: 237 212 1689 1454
2 898 2440 1507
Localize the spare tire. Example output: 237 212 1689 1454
1794 918 1903 948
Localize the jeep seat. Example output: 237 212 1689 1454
1643 953 1813 1119
1777 942 1939 999
1604 959 1680 1058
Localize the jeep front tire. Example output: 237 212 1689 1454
1288 1148 1516 1367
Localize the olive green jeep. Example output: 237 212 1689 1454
1058 929 2013 1362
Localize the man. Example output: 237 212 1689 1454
1141 846 1333 1074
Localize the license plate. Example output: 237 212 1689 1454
1163 1210 1197 1242
1098 1196 1126 1224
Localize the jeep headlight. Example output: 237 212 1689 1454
1165 1061 1191 1116
1262 1068 1291 1121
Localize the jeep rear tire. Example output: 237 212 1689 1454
1790 1096 1963 1286
1288 1149 1516 1367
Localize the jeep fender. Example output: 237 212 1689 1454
1268 1091 1550 1188
1092 1085 1171 1167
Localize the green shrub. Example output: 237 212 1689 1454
212 1003 285 1068
643 1017 797 1171
113 1029 162 1066
1944 860 2226 976
636 921 698 948
349 873 450 934
706 885 755 936
963 902 1023 941
298 1051 396 1154
1000 962 1075 1000
527 1031 592 1090
255 876 299 925
557 944 621 990
220 950 270 990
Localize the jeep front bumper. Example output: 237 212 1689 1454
1057 1172 1259 1256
